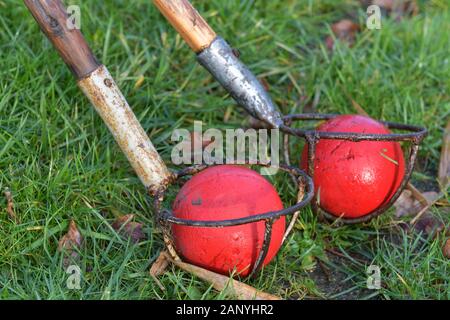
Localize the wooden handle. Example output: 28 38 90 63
24 0 99 79
153 0 216 52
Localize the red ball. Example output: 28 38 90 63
172 165 285 277
300 115 405 218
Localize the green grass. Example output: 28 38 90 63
0 0 449 300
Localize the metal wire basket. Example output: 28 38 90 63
153 162 314 277
280 113 428 224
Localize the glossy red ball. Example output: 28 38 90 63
300 115 405 218
172 165 285 277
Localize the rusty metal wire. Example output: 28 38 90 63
153 163 314 277
280 113 427 224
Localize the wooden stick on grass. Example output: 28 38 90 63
161 252 281 300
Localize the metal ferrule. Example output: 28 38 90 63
77 65 171 194
197 36 283 128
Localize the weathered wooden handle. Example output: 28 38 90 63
153 0 216 52
24 0 172 194
24 0 99 79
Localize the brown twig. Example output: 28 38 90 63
162 252 280 300
405 183 429 207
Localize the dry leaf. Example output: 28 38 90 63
410 190 446 225
396 187 446 236
392 1 419 20
372 0 394 9
413 213 445 238
326 19 360 50
58 220 83 267
394 190 417 217
443 238 450 259
438 119 450 189
397 212 445 238
3 188 18 223
163 252 280 300
150 251 170 277
394 190 439 217
58 220 83 251
331 19 360 38
112 214 146 243
150 251 170 291
372 0 418 19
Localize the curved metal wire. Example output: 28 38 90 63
154 163 314 276
281 113 427 224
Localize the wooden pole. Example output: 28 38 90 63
24 0 99 79
24 0 172 193
153 0 216 52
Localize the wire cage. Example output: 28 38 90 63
153 113 427 276
154 162 314 277
280 113 428 224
